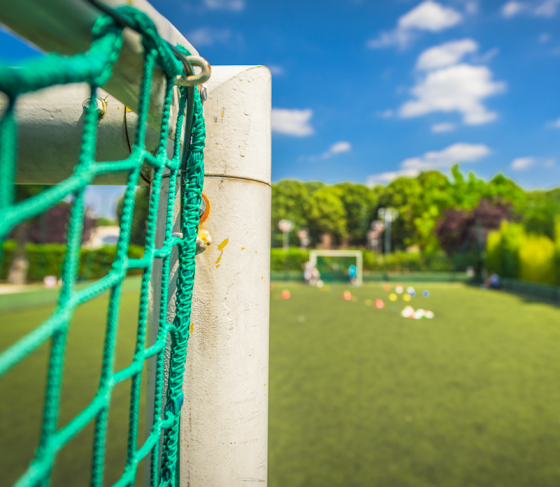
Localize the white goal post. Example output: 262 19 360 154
0 1 271 486
309 250 363 286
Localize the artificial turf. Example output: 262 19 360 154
268 282 560 487
1 281 560 486
0 286 147 486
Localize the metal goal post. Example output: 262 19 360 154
0 0 271 485
309 250 363 286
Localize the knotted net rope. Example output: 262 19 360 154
0 6 204 486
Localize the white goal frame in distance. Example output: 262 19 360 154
0 1 271 486
309 250 363 286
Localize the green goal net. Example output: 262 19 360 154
0 6 205 487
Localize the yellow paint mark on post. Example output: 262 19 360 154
215 238 229 269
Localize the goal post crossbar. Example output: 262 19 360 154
0 0 198 185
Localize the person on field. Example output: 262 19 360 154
310 266 320 286
304 261 320 285
348 264 357 285
489 271 501 289
303 261 313 285
482 270 501 289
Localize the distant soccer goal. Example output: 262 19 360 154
309 250 363 286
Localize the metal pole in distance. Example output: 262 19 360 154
357 252 363 286
182 66 271 486
278 219 293 252
385 215 391 255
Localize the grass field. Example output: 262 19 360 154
269 282 560 487
0 285 147 486
1 280 560 486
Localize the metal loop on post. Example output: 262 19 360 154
86 0 212 180
174 56 211 87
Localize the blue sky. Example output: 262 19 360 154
1 0 560 216
168 0 560 189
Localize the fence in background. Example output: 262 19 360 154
501 277 560 303
271 270 472 283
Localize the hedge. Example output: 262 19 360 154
486 221 560 286
519 234 556 285
3 243 470 282
1 241 144 282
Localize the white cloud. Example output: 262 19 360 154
401 143 491 170
271 108 314 137
431 122 456 132
539 32 552 42
330 141 352 154
367 1 463 49
416 38 478 70
187 28 232 46
367 29 413 49
547 117 560 127
544 158 556 167
399 1 463 31
376 109 394 118
399 63 506 124
307 141 352 161
534 0 560 17
510 157 536 170
367 142 490 185
204 0 244 11
501 0 560 18
502 1 527 17
465 1 479 14
268 65 284 76
475 47 500 63
367 169 420 186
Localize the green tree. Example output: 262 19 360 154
518 189 560 239
308 186 347 245
117 186 150 247
304 181 325 195
375 176 423 250
413 171 454 252
483 173 526 208
333 182 378 245
268 167 559 257
448 165 486 210
270 180 313 247
8 185 45 283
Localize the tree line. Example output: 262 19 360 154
6 166 559 284
271 165 560 254
12 165 559 259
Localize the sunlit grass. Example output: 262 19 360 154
269 282 560 487
2 281 560 486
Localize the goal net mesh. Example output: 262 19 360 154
0 6 204 486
